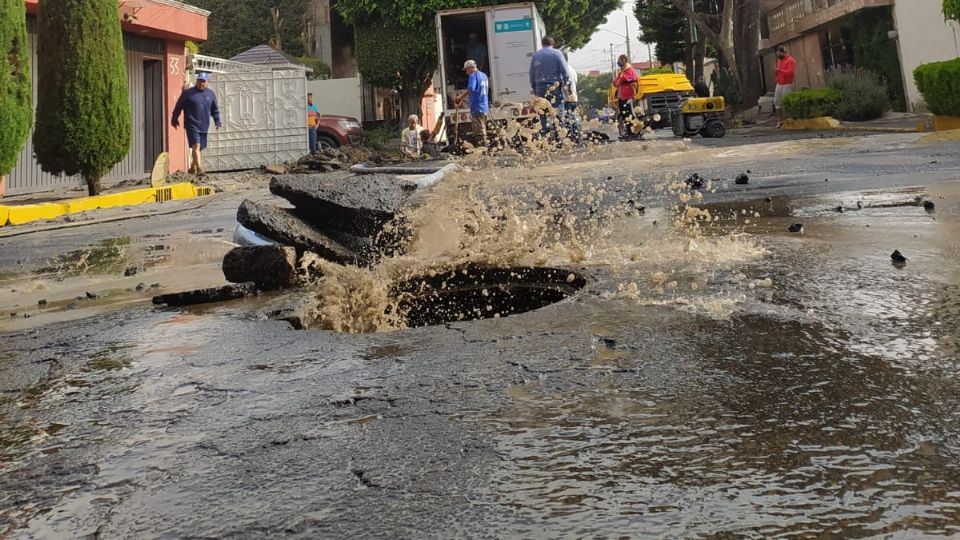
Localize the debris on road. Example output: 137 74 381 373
788 224 804 233
735 173 749 185
222 246 298 291
152 283 260 307
891 250 908 265
290 147 399 174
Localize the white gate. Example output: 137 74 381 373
204 68 308 171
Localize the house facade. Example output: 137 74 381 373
8 0 208 196
761 0 960 111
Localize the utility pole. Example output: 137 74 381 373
610 43 616 79
624 15 633 62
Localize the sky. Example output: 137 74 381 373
567 0 654 75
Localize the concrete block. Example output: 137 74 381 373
222 246 298 290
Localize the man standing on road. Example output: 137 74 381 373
307 93 321 154
171 72 221 176
456 60 490 148
613 54 641 140
775 45 796 128
530 36 569 109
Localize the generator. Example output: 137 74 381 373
670 96 726 138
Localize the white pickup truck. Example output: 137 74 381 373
435 2 547 133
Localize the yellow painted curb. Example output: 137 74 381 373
0 182 210 228
783 117 841 131
933 116 960 131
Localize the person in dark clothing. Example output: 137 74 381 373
171 72 221 175
529 36 569 109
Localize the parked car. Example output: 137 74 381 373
316 115 364 149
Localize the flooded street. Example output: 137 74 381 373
2 132 960 538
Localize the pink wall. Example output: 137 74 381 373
164 40 189 173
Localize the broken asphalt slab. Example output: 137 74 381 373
269 173 417 237
222 246 298 290
237 199 373 266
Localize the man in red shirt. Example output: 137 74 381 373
614 54 642 140
775 45 796 128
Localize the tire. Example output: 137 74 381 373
703 119 726 138
317 135 339 150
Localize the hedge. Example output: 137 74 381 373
827 67 889 121
782 87 843 120
33 0 132 196
0 0 32 176
914 58 960 117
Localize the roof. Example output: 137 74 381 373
229 45 306 69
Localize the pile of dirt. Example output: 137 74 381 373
289 147 401 173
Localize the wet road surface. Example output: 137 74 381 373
2 132 960 538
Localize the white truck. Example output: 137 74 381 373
435 2 547 134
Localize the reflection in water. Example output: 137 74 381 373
493 314 960 537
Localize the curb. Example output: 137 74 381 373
0 183 214 228
783 116 923 134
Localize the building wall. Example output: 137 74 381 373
782 32 826 89
893 1 960 112
307 78 363 119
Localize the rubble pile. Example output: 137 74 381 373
153 170 420 307
289 147 400 174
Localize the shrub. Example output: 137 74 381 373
827 66 889 121
33 0 132 196
914 58 960 117
782 87 842 119
298 56 332 80
0 0 32 177
946 0 960 21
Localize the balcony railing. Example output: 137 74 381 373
769 0 807 32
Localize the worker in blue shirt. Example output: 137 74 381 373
307 93 321 154
171 72 221 175
529 36 569 109
456 59 490 147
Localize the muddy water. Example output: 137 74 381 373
2 146 960 536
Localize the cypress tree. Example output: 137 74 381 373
34 0 131 196
0 0 32 184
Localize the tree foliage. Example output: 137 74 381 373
577 72 614 110
667 0 761 111
190 0 309 58
34 0 131 196
338 0 621 116
946 0 960 21
634 0 686 65
0 0 31 177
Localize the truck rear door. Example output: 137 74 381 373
489 4 539 104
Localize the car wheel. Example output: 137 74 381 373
318 135 339 150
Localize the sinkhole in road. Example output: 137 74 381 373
393 265 587 328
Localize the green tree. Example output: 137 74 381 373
634 0 686 66
667 0 762 111
34 0 131 196
0 0 31 182
945 0 960 20
577 72 614 110
190 0 309 58
338 0 622 118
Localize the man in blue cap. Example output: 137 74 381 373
171 72 221 175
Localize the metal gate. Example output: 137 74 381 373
203 69 308 171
